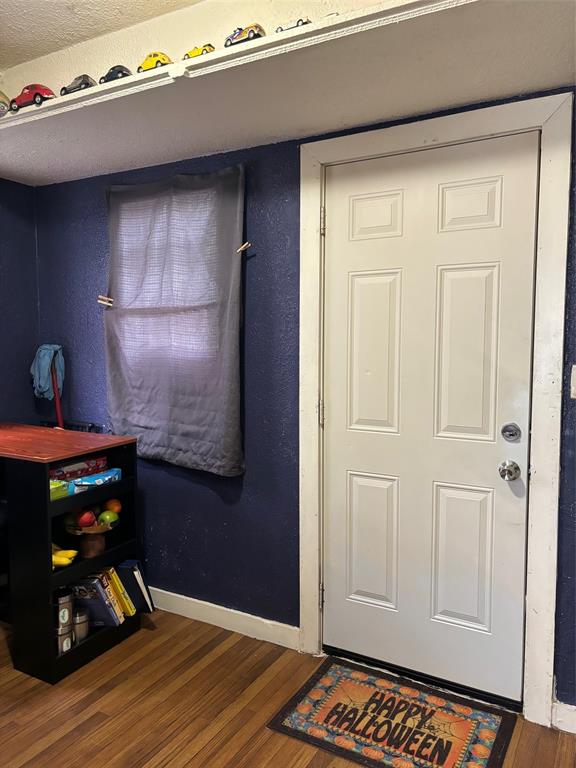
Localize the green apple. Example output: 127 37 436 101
98 510 119 527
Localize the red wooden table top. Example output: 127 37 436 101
0 423 136 463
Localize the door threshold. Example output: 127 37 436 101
323 645 523 714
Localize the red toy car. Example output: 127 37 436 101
10 84 55 112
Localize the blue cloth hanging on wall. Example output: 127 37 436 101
30 344 65 400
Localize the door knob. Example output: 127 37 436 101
499 460 521 481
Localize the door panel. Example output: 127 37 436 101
347 471 399 610
322 131 540 700
435 263 499 440
431 482 493 631
349 270 401 433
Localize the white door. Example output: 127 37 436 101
323 131 540 701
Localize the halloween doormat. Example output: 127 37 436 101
268 658 516 768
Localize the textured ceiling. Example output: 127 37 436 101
0 0 204 69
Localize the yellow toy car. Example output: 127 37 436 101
183 44 215 59
137 52 172 73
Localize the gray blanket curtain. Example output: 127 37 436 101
105 166 245 476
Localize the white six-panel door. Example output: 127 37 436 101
322 132 540 701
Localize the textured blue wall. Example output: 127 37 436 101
554 104 576 705
35 143 301 626
0 178 38 423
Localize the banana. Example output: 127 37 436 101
51 544 77 566
52 544 78 560
52 555 73 567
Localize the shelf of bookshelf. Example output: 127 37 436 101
42 614 142 684
51 540 138 589
49 478 135 517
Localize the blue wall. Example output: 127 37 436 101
34 143 301 626
0 177 37 586
555 107 576 705
0 178 38 423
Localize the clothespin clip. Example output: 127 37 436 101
97 295 114 307
237 242 251 254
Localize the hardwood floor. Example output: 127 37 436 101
0 611 574 767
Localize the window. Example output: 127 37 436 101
105 167 245 476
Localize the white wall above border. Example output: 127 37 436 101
0 0 573 187
0 0 385 93
0 0 205 70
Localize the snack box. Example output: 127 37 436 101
67 468 122 495
49 456 107 481
50 480 69 501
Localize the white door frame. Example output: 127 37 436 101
298 93 573 726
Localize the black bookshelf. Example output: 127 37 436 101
2 425 141 684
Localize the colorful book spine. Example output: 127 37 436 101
106 566 136 617
96 571 125 624
73 578 120 627
117 561 154 613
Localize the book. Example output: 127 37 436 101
106 566 136 617
117 560 154 613
95 571 125 624
73 577 120 627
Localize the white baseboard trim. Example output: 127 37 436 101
150 587 300 651
552 701 576 733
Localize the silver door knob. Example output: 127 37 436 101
499 460 521 481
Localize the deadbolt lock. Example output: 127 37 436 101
501 423 522 442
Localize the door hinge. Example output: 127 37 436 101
320 205 326 237
318 399 325 428
320 583 325 611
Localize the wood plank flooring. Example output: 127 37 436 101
0 611 574 767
